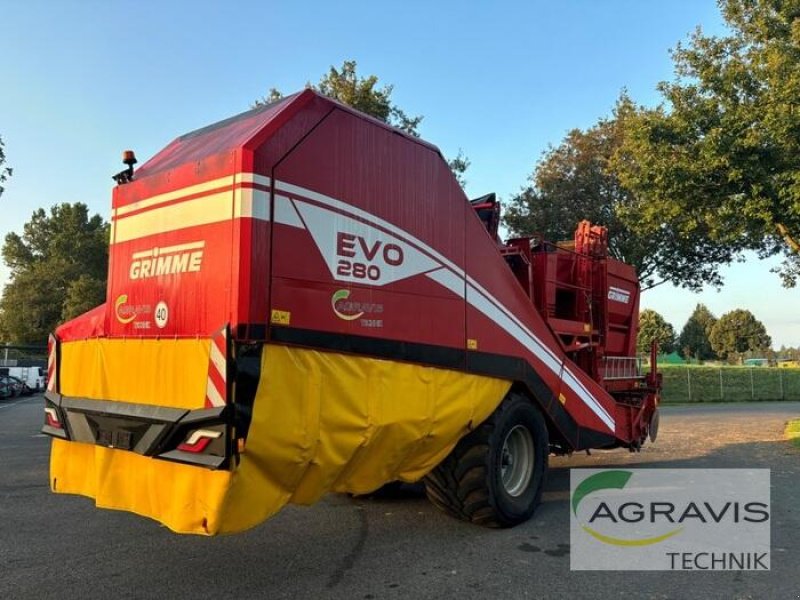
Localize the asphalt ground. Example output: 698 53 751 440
1 395 798 600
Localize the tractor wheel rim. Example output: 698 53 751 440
500 424 534 497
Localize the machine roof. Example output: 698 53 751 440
133 89 439 179
133 93 298 178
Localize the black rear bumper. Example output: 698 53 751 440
42 391 233 469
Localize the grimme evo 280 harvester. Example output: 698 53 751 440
42 89 661 535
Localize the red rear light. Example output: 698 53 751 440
44 407 62 429
177 429 222 453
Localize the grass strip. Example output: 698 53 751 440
786 419 800 448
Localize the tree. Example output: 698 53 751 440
779 345 800 361
255 60 423 136
677 304 718 360
62 274 108 321
637 309 676 354
0 135 12 199
256 60 469 185
447 149 471 188
504 95 736 291
708 309 771 361
614 0 800 286
0 203 109 343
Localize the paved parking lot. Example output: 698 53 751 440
1 396 798 599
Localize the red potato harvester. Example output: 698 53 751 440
42 90 661 535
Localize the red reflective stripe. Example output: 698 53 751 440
177 437 213 453
204 327 228 408
44 407 62 429
213 336 226 367
207 363 226 400
46 335 56 392
205 376 225 407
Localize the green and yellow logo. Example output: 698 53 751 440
331 289 364 321
114 294 137 324
572 470 683 546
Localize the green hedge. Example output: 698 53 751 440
659 366 800 403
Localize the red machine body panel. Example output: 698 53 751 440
270 107 467 353
606 260 640 357
62 89 658 453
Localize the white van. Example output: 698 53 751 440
0 366 45 392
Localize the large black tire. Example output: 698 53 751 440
424 392 549 528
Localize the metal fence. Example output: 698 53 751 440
661 366 800 402
0 343 47 368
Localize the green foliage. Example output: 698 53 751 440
504 95 733 290
637 309 676 354
254 60 423 136
255 60 469 186
258 88 285 106
62 274 107 321
778 345 800 361
614 0 800 286
504 98 633 254
708 309 771 360
677 303 718 360
447 149 470 188
0 203 109 343
660 365 800 402
0 135 12 198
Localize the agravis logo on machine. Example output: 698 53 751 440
114 294 137 324
129 241 205 280
114 294 152 328
331 289 384 327
331 289 363 321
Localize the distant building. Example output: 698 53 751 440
777 358 800 368
658 352 686 365
743 358 769 367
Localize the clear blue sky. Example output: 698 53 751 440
1 0 796 348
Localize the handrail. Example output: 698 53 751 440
602 356 644 380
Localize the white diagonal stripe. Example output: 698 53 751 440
209 339 226 382
205 379 225 407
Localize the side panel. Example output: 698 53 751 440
269 108 467 355
107 218 235 336
107 149 240 337
606 260 641 357
264 107 619 446
235 95 335 336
